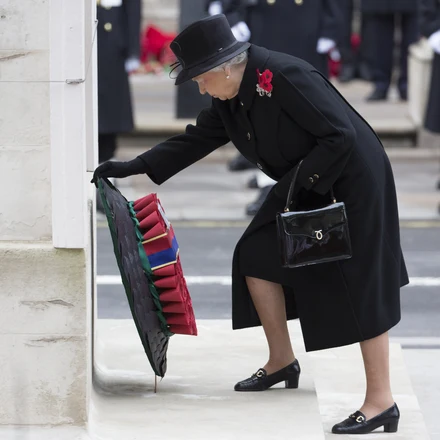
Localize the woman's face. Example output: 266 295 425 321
192 67 241 100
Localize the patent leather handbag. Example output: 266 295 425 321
276 160 352 268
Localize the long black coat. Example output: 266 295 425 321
361 0 419 13
97 0 141 134
137 45 408 351
421 0 440 133
221 0 342 76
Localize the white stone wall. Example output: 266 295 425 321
0 0 52 241
0 0 94 428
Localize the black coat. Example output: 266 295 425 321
97 0 141 134
221 0 342 76
421 0 440 133
137 45 408 351
362 0 419 14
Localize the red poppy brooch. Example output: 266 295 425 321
256 69 273 97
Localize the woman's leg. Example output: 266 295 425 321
246 276 296 374
359 331 395 419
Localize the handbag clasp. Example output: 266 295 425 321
315 230 323 240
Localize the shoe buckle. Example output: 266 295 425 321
349 413 365 423
255 369 265 378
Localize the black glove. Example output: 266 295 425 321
91 157 147 187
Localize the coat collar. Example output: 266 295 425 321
229 45 270 113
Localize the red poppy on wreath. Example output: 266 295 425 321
256 68 273 97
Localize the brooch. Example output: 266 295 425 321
256 69 273 97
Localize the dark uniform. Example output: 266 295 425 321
362 0 419 100
137 45 408 351
97 0 141 163
222 0 342 77
420 0 440 134
338 0 373 82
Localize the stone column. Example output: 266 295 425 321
0 0 96 427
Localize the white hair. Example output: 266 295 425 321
209 50 248 73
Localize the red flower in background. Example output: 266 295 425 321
256 69 273 96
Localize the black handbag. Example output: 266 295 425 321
276 160 352 268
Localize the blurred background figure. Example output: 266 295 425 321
97 0 141 192
420 0 440 210
362 0 419 102
338 0 373 82
206 0 343 215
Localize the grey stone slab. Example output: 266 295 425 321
91 319 325 440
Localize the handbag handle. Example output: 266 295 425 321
284 160 337 212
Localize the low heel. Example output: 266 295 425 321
285 376 299 389
384 419 399 433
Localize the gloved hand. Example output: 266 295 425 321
231 21 251 42
208 1 223 16
91 157 146 187
125 57 141 74
428 30 440 55
316 38 336 54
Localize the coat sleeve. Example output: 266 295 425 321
420 0 440 38
273 66 356 197
124 0 141 58
137 103 230 185
319 0 343 42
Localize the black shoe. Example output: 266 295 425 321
366 88 388 101
245 185 273 216
332 403 400 435
399 87 408 101
228 154 256 172
247 175 259 189
338 64 356 83
234 359 301 392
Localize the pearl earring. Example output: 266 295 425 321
226 75 230 79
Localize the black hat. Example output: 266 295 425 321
170 14 250 85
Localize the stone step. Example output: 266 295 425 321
309 343 431 439
91 319 326 440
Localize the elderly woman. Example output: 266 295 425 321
93 15 408 434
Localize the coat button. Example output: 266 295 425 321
267 0 276 4
313 174 320 180
240 101 244 106
104 22 113 32
247 132 251 140
295 0 303 4
309 177 314 184
257 163 263 170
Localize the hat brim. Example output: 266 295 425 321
174 41 251 86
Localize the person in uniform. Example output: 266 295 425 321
207 0 343 215
338 0 373 82
93 15 408 434
362 0 419 101
420 0 440 211
97 0 141 166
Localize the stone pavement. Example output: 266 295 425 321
91 320 430 440
0 321 437 440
